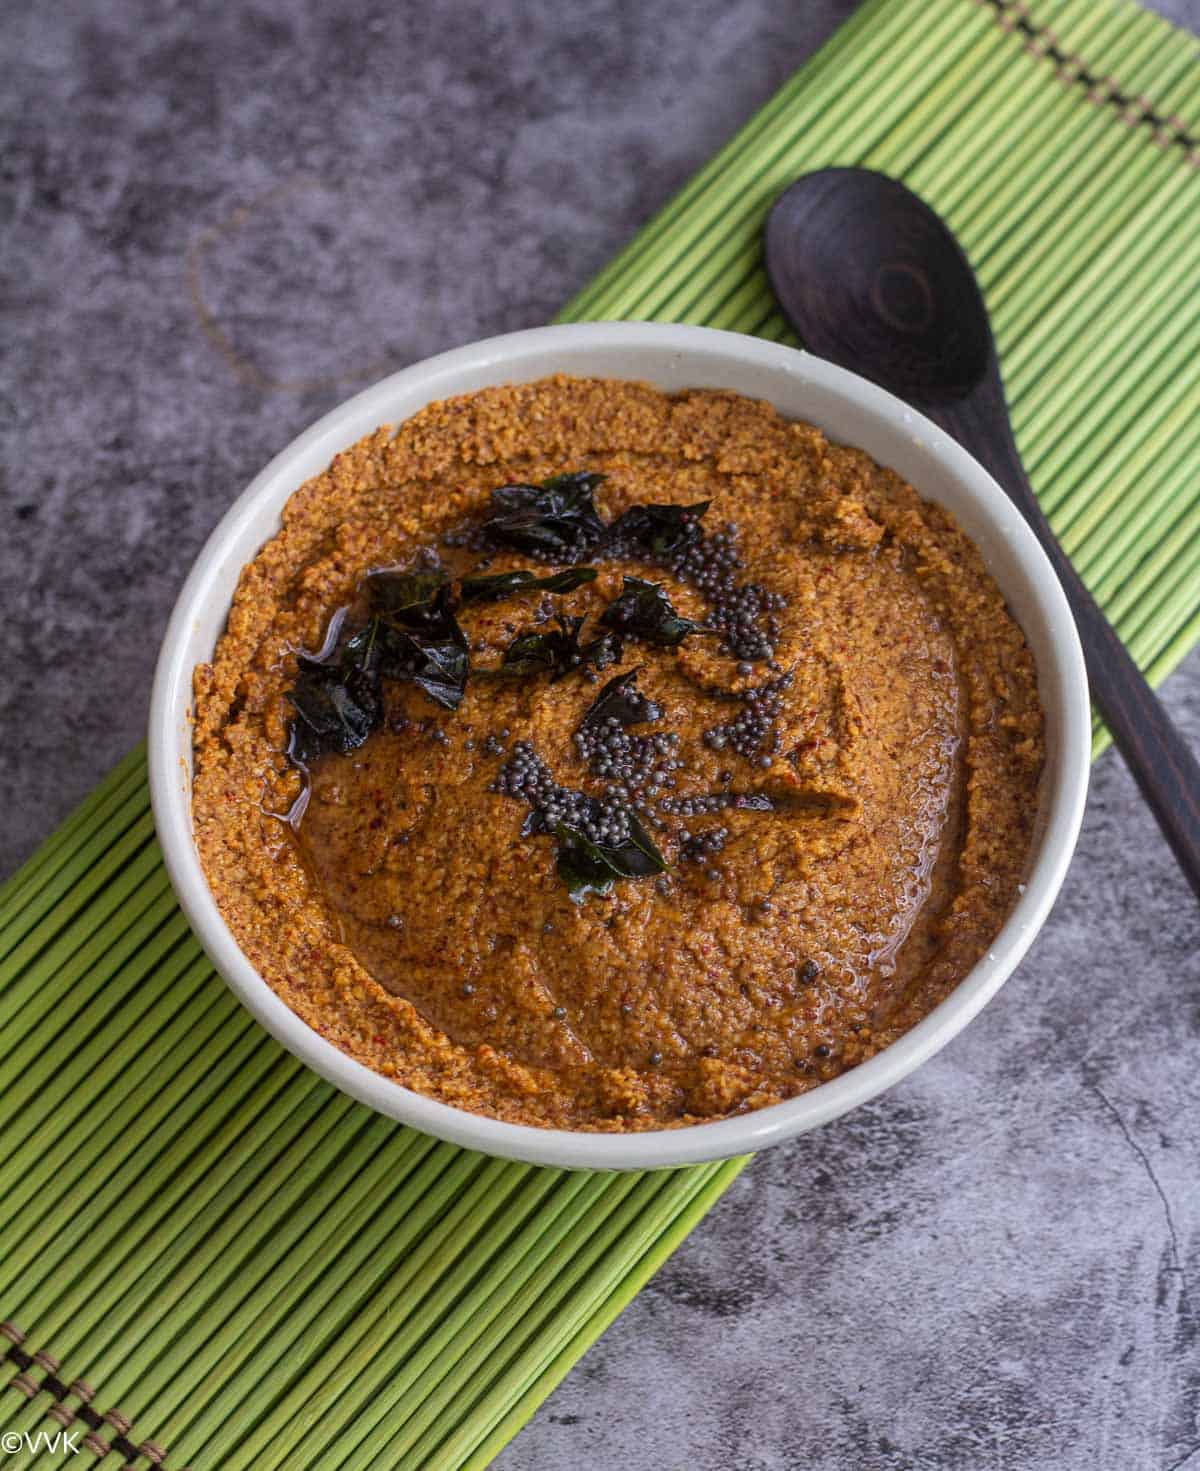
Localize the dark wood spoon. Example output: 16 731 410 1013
764 166 1200 900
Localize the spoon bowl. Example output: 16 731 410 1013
766 167 992 401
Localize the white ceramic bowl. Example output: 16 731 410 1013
149 322 1090 1171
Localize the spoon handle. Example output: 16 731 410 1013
929 383 1200 902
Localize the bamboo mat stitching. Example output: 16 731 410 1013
981 0 1200 160
2 1323 181 1469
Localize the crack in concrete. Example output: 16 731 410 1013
1089 1083 1185 1287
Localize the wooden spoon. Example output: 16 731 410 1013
764 166 1200 900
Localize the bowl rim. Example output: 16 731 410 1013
149 320 1091 1171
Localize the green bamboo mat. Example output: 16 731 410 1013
3 0 1200 1465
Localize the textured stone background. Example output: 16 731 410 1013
3 3 1199 1468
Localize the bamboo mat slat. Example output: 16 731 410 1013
3 0 1199 1464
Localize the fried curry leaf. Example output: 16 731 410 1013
376 619 469 710
286 621 384 763
359 565 470 709
554 809 668 903
607 500 711 557
598 576 708 647
578 668 662 732
484 471 606 559
528 564 599 594
498 614 589 680
364 567 453 630
458 565 598 603
286 564 470 755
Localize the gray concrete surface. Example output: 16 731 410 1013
3 3 1199 1468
